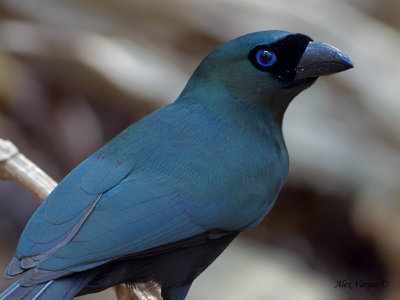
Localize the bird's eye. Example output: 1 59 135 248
256 50 277 67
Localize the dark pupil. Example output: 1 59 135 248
260 51 272 65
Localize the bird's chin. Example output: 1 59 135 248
283 77 318 89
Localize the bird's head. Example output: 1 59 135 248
180 30 353 118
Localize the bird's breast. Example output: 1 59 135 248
181 133 288 231
139 110 289 231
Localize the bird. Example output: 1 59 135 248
0 30 353 300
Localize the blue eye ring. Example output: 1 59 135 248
256 50 277 67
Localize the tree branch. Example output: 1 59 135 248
0 138 162 300
0 139 57 201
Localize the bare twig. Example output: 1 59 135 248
0 138 162 300
0 139 57 201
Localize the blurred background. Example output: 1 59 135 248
0 0 399 299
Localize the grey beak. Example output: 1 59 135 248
294 42 353 80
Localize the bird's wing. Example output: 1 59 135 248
36 171 205 272
5 126 208 283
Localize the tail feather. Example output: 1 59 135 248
0 281 36 300
0 271 97 300
0 281 21 300
31 281 54 300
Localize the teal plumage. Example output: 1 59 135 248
0 30 353 300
